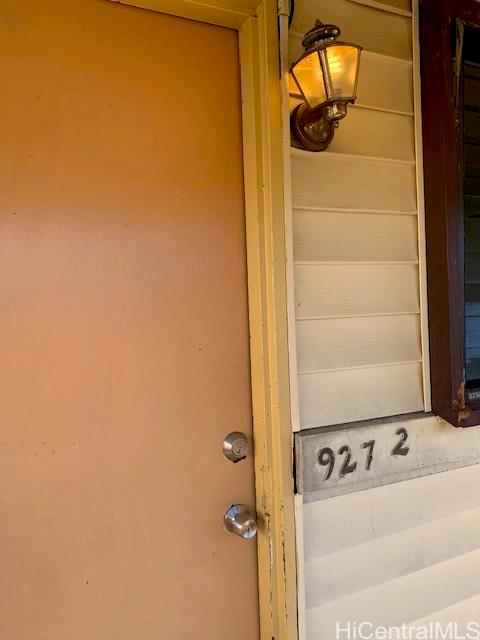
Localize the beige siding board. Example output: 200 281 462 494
296 314 421 372
298 361 423 428
290 0 412 60
305 505 480 608
303 455 480 558
291 152 417 212
306 549 480 634
293 210 418 262
326 107 414 160
380 0 411 11
288 40 414 114
411 593 480 625
295 264 419 318
304 463 480 631
356 52 413 113
349 0 411 14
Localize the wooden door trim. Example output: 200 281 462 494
109 0 256 28
107 1 298 639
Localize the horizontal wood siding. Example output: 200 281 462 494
290 0 412 59
298 362 423 428
289 0 424 431
306 505 480 607
293 210 418 262
303 459 480 637
326 107 415 160
295 263 420 318
303 460 480 558
290 4 480 639
350 0 412 13
355 52 413 113
411 594 480 627
296 315 421 372
291 152 417 212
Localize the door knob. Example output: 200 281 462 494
224 504 257 539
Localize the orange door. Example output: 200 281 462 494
0 2 259 638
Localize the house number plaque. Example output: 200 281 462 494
316 426 409 483
295 416 480 501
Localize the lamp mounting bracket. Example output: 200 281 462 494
290 103 335 152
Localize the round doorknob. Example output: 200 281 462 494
224 504 257 539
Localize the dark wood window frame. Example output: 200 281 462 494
421 0 480 426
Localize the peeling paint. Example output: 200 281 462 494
454 380 466 410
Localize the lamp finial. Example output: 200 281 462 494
301 21 341 50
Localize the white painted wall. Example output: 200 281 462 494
286 1 480 636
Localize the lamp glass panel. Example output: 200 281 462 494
288 73 301 97
325 45 360 100
291 51 327 109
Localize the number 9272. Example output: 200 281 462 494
317 427 410 482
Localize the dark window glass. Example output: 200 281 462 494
464 25 480 397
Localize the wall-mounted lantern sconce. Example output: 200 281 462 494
290 20 362 152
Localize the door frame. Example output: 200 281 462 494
107 1 298 638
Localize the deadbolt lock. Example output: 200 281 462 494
224 504 257 540
223 431 248 462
